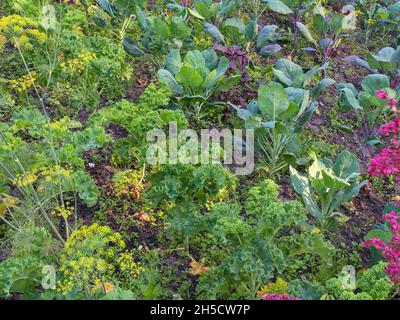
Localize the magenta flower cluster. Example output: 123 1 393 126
368 90 400 177
376 89 398 113
262 293 300 300
364 211 400 287
368 139 400 177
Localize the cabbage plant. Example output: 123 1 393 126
157 48 240 123
290 150 368 230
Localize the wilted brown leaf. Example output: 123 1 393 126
189 258 209 276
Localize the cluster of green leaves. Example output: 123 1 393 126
297 5 357 63
49 34 132 112
158 48 240 122
1 108 109 206
0 224 59 299
272 58 335 99
290 150 367 230
338 74 395 151
323 262 395 300
0 3 133 115
195 179 334 299
88 0 193 63
89 82 188 166
147 163 237 241
356 0 400 41
230 81 317 175
346 46 400 84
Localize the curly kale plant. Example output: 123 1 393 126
89 82 188 166
196 179 334 299
323 262 395 300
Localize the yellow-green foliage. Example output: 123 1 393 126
0 14 46 51
112 169 144 199
258 277 289 296
57 224 143 297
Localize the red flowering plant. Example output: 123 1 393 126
364 210 400 291
262 293 301 300
368 89 400 178
339 80 398 160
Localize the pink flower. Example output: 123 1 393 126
262 293 301 300
368 146 400 177
369 117 400 177
376 89 389 100
364 211 400 287
388 99 398 113
378 117 400 136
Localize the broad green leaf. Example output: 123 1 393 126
256 25 280 48
122 37 145 57
321 170 350 189
312 78 335 97
288 280 326 300
339 87 362 111
371 47 395 63
333 150 360 179
265 0 293 14
258 83 290 118
165 49 182 75
290 234 334 265
223 17 246 34
296 21 314 43
273 58 306 87
135 4 148 30
361 74 390 96
218 0 237 17
157 69 183 94
289 166 309 195
259 44 282 57
340 180 368 203
391 46 400 65
388 1 400 15
203 69 218 90
202 49 218 70
329 14 345 33
216 56 230 77
170 16 192 38
175 66 204 89
217 75 240 92
204 23 224 42
183 50 208 77
295 101 318 131
308 153 325 179
95 0 113 16
245 20 257 41
187 8 205 20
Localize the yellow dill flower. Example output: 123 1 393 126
0 34 6 51
51 203 74 219
116 250 144 276
0 15 46 50
60 50 96 75
311 227 321 234
14 169 38 187
0 194 19 217
8 72 37 93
